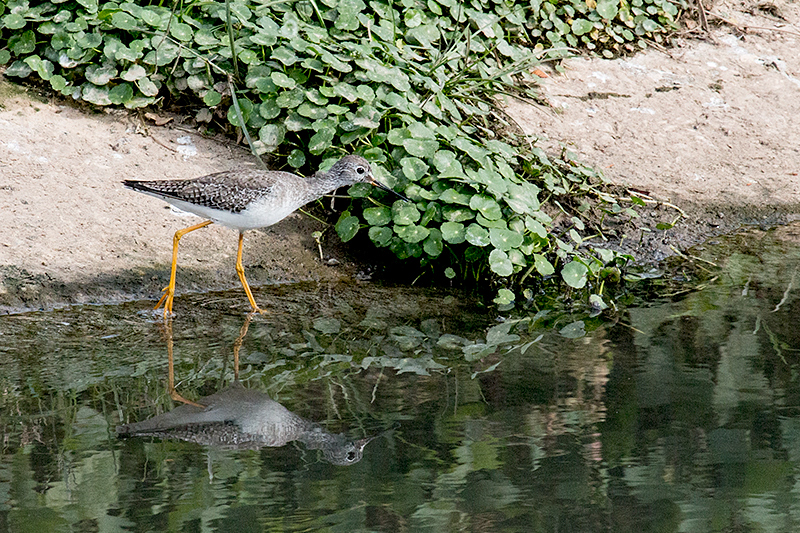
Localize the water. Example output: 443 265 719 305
1 224 800 532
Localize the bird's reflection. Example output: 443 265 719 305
117 314 374 465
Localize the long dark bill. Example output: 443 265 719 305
371 178 410 202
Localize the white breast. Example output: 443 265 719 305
161 196 302 231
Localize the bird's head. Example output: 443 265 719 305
330 155 409 201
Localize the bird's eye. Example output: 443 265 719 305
356 166 366 175
347 451 357 461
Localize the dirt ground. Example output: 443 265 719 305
505 0 800 263
1 0 799 313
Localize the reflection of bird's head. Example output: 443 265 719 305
323 434 375 466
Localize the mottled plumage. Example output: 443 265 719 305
124 155 406 316
124 169 283 214
116 381 372 465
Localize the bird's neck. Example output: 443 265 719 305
306 171 348 199
296 424 343 450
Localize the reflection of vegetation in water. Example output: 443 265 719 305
601 225 800 532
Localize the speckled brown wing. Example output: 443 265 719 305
124 169 301 214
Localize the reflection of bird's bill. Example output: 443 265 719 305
370 178 410 202
355 426 394 450
354 435 376 451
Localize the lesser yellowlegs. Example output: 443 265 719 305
116 314 374 464
116 380 374 464
124 155 406 317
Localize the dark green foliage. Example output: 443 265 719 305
0 0 668 305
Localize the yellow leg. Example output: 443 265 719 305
155 220 214 318
162 320 204 408
232 313 254 381
235 232 266 314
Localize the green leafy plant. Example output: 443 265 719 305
0 0 668 307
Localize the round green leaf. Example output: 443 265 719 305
407 122 436 139
571 19 594 35
203 90 222 106
81 84 111 105
336 214 360 242
442 205 475 223
10 30 36 55
444 267 456 279
389 239 423 260
562 260 588 288
288 149 306 168
276 88 304 108
109 82 134 104
49 75 67 91
368 226 393 247
403 138 439 158
23 56 53 79
423 229 443 257
3 61 33 78
258 124 285 152
489 249 513 276
404 8 423 27
3 13 26 30
85 65 117 86
596 0 619 19
309 128 334 155
489 228 524 251
259 98 280 119
271 46 297 66
238 49 258 65
170 22 192 41
121 65 147 81
525 216 548 239
401 157 429 181
111 11 137 30
124 95 156 109
533 254 555 276
271 72 296 89
227 97 253 126
297 103 327 120
441 221 465 244
194 29 218 46
352 105 381 129
493 289 515 305
364 207 391 226
469 195 502 220
395 224 430 244
465 224 489 247
348 182 372 199
387 127 411 146
477 214 507 229
286 109 311 129
77 0 98 11
439 189 471 206
392 202 420 225
139 8 162 27
642 19 660 32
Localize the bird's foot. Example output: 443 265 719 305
169 388 204 408
154 286 176 319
